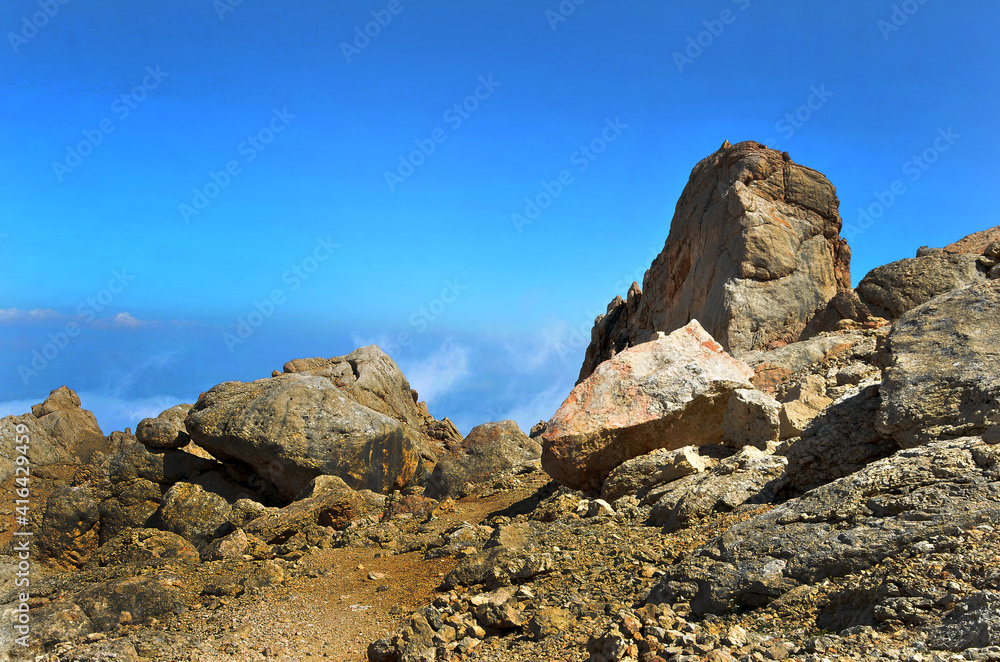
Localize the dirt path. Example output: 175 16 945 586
171 488 538 662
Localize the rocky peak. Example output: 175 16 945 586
31 385 84 418
579 140 851 382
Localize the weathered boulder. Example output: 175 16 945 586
877 282 1000 447
280 345 462 449
37 485 100 568
856 253 989 320
742 332 872 379
542 321 754 493
185 372 424 501
283 346 423 426
743 331 876 394
244 475 385 544
426 420 541 499
136 404 193 449
75 572 199 631
30 386 106 458
721 389 781 449
943 224 1000 255
96 478 164 545
600 446 712 503
91 528 200 567
0 388 114 486
778 374 833 440
579 141 850 381
648 437 1000 616
153 482 232 550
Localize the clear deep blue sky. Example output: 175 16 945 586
1 0 997 435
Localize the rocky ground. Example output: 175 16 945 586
9 446 1000 661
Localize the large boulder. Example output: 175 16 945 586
856 253 989 320
542 321 754 493
153 482 232 550
579 140 850 381
0 387 110 484
741 331 874 393
90 528 200 567
75 572 200 632
282 346 424 426
426 420 541 499
37 485 100 568
136 404 194 449
877 282 1000 447
185 373 423 501
280 345 462 448
96 479 164 545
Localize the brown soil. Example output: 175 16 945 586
167 487 538 662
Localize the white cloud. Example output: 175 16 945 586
496 381 570 431
109 312 146 329
0 307 155 330
497 319 591 374
0 308 61 324
401 339 470 405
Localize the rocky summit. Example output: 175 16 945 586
579 140 851 382
3 144 1000 662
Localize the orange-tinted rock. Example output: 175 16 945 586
543 321 754 493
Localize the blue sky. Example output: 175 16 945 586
1 0 997 435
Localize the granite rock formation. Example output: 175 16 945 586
579 141 850 381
